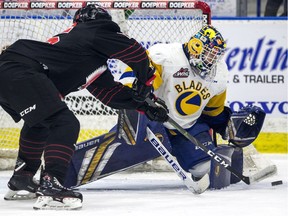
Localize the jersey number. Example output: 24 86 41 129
47 23 77 45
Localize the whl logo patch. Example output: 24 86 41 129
173 68 189 78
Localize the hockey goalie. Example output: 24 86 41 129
65 107 276 191
64 25 277 191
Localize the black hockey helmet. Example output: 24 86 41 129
73 4 112 23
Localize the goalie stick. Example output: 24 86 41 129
146 127 209 194
145 98 273 185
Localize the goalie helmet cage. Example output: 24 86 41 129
0 0 211 169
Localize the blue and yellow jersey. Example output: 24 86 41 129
119 43 228 129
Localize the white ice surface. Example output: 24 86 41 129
0 154 287 216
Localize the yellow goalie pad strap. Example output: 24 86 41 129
202 90 226 117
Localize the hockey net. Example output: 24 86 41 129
0 1 276 181
0 0 210 169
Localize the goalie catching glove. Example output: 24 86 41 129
225 105 266 148
138 97 169 123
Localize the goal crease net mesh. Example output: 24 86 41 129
0 0 208 169
1 1 275 179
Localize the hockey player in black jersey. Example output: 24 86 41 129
0 4 168 210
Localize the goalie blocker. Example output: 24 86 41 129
64 108 267 190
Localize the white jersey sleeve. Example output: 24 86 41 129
148 43 171 65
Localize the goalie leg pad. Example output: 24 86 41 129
209 145 235 189
230 147 243 184
169 123 215 172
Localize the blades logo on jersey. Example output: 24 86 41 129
173 67 189 78
174 80 211 116
175 91 201 116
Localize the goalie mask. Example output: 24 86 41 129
185 25 226 81
73 4 112 23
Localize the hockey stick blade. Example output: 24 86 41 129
146 127 209 194
145 98 252 185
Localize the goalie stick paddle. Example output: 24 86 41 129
145 98 256 185
146 127 210 194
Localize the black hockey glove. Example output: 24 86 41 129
138 97 169 123
132 68 156 102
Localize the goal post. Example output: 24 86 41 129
0 0 211 169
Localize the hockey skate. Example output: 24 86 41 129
4 158 38 200
33 172 83 210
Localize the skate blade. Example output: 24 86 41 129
4 189 36 200
33 196 82 210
